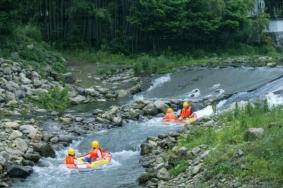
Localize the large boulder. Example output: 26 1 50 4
14 138 28 153
154 101 169 113
157 167 170 180
140 143 154 155
143 103 158 116
244 128 264 141
116 89 128 98
33 143 56 158
85 88 100 97
177 146 193 160
70 95 86 104
112 116 123 127
138 173 156 185
19 125 37 139
24 152 41 163
0 155 7 167
62 72 75 84
7 165 33 178
4 121 19 129
9 130 23 140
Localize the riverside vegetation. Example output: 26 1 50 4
139 103 283 187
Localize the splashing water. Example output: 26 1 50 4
147 74 171 92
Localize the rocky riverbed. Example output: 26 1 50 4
0 57 145 187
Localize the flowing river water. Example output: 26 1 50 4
12 66 283 188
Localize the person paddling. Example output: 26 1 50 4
178 102 193 120
65 148 77 167
163 108 177 122
84 140 104 163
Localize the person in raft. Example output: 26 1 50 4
84 140 104 163
178 101 193 120
163 108 177 122
65 148 77 167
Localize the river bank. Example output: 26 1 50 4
138 103 283 188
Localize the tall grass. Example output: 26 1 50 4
174 103 283 184
30 87 70 112
63 45 283 77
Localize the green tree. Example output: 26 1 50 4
0 0 19 38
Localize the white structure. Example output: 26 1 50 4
250 0 265 16
268 20 283 33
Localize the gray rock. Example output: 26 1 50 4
192 164 202 176
138 173 156 185
15 90 26 99
85 88 100 97
33 143 56 158
200 150 210 159
112 116 123 126
235 149 244 157
0 155 7 166
0 182 9 187
5 91 16 101
58 135 73 143
244 128 264 141
96 86 109 94
192 146 201 156
141 143 154 155
7 165 33 178
33 79 42 88
14 138 28 153
70 95 86 104
154 101 169 113
19 125 37 139
154 163 165 171
157 167 170 180
4 121 19 129
6 81 19 91
50 136 59 144
24 153 41 163
267 62 276 67
116 89 128 98
20 73 32 84
9 130 23 140
177 146 193 160
143 103 158 115
62 72 75 83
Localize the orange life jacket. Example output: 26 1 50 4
65 155 75 165
180 107 192 119
89 147 104 159
163 112 177 122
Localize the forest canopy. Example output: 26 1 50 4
0 0 279 53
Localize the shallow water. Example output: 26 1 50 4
12 66 283 188
12 119 181 188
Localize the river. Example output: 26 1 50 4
12 66 283 188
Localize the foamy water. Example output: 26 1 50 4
147 74 171 92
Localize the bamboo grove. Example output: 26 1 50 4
1 0 282 53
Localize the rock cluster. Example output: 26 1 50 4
0 58 63 110
138 127 212 188
0 119 55 184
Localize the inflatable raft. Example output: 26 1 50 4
65 152 112 169
163 116 198 125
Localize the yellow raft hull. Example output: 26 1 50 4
163 116 198 125
66 153 112 169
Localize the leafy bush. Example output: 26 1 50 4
31 87 69 112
